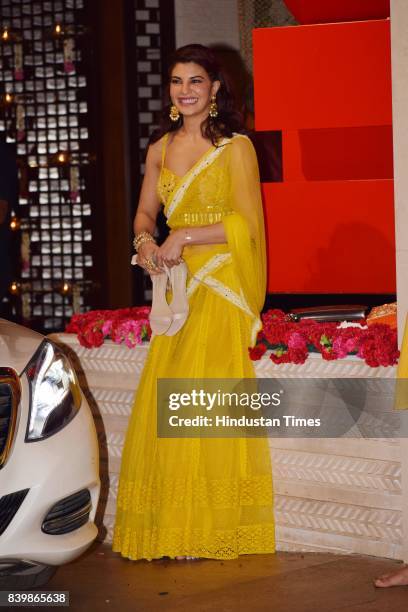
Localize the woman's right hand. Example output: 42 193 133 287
137 241 163 275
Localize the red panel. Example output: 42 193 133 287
253 20 392 130
284 0 390 24
283 127 394 182
263 181 396 293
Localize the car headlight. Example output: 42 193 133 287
24 340 82 442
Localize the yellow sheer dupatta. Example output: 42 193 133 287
222 135 267 345
164 133 267 347
395 315 408 410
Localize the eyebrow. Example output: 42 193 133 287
171 75 204 79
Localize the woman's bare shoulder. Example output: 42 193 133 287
148 135 166 154
146 134 167 168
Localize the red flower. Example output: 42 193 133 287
249 344 267 360
321 347 338 361
288 347 308 364
78 325 105 349
356 323 399 367
269 350 292 364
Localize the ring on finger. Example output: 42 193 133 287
144 259 157 272
146 257 159 269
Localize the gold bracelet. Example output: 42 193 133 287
133 231 153 247
135 235 155 252
133 231 155 252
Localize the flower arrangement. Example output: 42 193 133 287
249 309 399 368
65 307 151 349
65 306 399 367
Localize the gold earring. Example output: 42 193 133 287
209 94 218 118
169 104 180 121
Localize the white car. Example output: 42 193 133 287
0 318 100 589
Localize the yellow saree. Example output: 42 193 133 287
112 133 275 560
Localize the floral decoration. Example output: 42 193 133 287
65 307 151 349
65 306 399 368
248 309 399 368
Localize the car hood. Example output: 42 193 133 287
0 318 44 375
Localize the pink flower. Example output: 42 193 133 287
111 320 145 348
287 331 307 351
332 336 349 359
102 320 113 336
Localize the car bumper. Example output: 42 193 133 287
0 375 100 566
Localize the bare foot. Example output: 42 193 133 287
374 565 408 587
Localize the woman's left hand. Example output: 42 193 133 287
155 230 185 268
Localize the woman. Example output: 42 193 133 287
112 44 275 561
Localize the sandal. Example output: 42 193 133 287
149 272 173 335
165 262 189 336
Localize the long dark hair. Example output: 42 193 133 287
150 44 245 146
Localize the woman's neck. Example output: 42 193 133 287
178 113 207 140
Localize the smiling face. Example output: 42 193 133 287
169 62 220 119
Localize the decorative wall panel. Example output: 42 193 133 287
129 0 175 303
0 0 96 331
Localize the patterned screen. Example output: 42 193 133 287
0 0 94 331
134 0 162 176
130 0 174 302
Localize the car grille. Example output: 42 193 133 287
0 368 20 469
0 489 29 535
42 489 92 535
